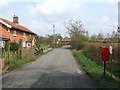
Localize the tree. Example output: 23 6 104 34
111 31 119 42
35 35 44 47
106 33 110 39
90 34 97 42
34 34 63 47
65 19 88 50
45 34 63 46
65 19 86 38
19 39 22 59
97 33 104 41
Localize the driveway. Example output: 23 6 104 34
2 46 95 88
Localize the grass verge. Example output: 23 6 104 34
9 54 40 68
72 50 120 88
7 48 52 69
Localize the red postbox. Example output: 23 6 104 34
100 47 110 61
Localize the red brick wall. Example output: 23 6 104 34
0 24 35 49
1 25 31 42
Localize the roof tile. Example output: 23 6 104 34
0 18 36 34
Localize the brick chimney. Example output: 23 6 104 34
13 15 19 24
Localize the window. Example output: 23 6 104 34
22 42 26 47
8 28 10 32
32 41 35 46
13 30 17 36
23 32 26 37
0 41 4 48
29 34 31 37
27 43 31 47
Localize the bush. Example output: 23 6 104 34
71 35 88 50
10 42 19 53
82 42 120 78
73 50 120 88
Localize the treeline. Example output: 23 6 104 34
35 34 62 47
65 19 120 78
90 31 119 43
35 34 68 48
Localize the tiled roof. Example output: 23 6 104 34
61 38 71 42
0 18 36 34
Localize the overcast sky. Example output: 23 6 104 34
0 0 119 37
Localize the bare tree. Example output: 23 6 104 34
65 19 86 38
65 19 88 50
90 34 97 42
97 33 104 41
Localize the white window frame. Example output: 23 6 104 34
27 42 31 47
32 38 35 46
23 32 26 37
29 34 31 37
13 30 17 36
32 41 35 46
8 28 10 32
22 42 26 47
0 41 4 48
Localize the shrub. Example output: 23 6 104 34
71 35 88 50
82 42 120 78
10 42 19 53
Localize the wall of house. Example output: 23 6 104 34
0 24 35 49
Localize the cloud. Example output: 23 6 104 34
36 0 63 15
28 20 53 36
26 5 38 16
0 0 12 17
86 15 117 36
27 0 84 16
27 19 67 36
5 0 119 2
0 0 13 7
102 16 109 23
1 0 118 37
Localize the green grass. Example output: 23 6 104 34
72 50 120 88
40 44 51 50
8 48 52 69
9 54 41 68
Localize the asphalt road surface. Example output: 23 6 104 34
2 46 95 88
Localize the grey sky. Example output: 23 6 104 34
0 0 119 37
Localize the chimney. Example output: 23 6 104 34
13 15 19 24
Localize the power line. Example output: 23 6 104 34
29 1 52 25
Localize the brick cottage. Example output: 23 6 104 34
0 15 36 49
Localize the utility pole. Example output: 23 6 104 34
117 27 120 60
65 34 66 44
53 24 55 47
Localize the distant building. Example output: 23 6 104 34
61 37 71 44
0 15 36 49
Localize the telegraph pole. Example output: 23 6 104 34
117 27 120 60
53 24 55 47
65 34 67 44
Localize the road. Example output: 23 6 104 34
2 46 95 88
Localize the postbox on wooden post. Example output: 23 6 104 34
100 47 110 76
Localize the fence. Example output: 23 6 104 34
2 47 36 66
